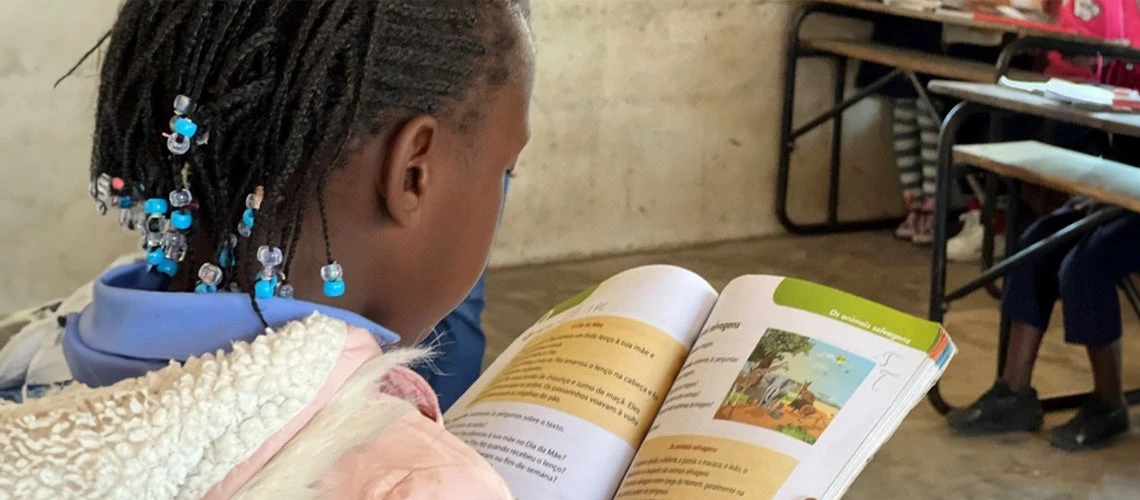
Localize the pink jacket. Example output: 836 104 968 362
0 314 512 499
1047 0 1140 87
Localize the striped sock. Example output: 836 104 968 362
892 98 921 204
917 99 941 203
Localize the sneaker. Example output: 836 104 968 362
911 198 936 245
895 210 919 240
948 210 1007 262
946 381 1043 435
911 211 934 245
1048 397 1131 451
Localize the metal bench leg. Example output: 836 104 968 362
981 113 1007 300
774 4 809 233
774 3 904 234
928 101 984 415
827 56 847 225
995 179 1021 378
980 172 1003 299
929 102 982 323
1120 276 1140 320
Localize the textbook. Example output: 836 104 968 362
444 266 956 500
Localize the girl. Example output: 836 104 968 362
1 0 531 497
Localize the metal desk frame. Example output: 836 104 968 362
776 1 1127 235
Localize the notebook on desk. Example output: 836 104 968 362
999 76 1140 111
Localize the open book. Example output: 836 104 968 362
444 266 956 500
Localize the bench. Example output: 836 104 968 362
802 39 1041 84
953 141 1140 212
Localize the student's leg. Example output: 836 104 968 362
997 208 1087 388
1059 214 1140 406
947 207 1084 433
911 98 941 244
893 98 922 203
892 98 922 239
1049 213 1140 450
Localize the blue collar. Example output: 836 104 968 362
62 263 400 387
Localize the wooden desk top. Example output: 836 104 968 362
955 141 1140 211
929 80 1140 137
802 39 1043 82
814 0 1102 43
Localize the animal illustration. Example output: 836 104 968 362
731 368 764 396
756 373 799 409
797 403 817 418
730 361 789 405
788 381 816 411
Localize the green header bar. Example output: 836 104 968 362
539 284 598 321
773 278 942 352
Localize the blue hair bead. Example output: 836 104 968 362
173 117 198 138
254 278 276 299
146 248 166 266
157 259 178 277
145 198 169 215
119 196 132 209
195 283 218 294
171 210 193 230
242 208 256 229
218 248 231 267
323 279 345 298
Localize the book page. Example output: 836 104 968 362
615 276 944 500
445 265 719 500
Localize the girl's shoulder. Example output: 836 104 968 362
235 318 511 499
0 313 510 499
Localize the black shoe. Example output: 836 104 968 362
946 381 1043 435
1048 397 1130 451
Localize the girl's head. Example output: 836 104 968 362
89 1 533 340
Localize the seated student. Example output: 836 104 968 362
948 0 1140 451
947 197 1140 450
0 0 531 496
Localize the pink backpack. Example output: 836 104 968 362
1047 0 1140 88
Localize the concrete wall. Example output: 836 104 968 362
0 0 899 312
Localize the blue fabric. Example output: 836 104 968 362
62 263 400 388
0 383 69 403
1002 205 1140 347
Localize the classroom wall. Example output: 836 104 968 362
0 0 898 312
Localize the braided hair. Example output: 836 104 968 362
71 0 525 308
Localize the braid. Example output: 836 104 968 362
86 0 525 297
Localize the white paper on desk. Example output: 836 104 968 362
999 76 1124 109
998 76 1049 94
1044 79 1115 107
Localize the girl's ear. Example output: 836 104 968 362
377 115 441 228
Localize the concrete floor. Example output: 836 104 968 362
483 232 1140 499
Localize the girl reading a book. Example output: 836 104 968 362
0 0 532 496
